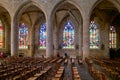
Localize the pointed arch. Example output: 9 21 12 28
13 1 46 34
12 1 46 51
89 0 120 16
13 0 46 20
52 0 83 50
50 0 83 28
0 5 11 49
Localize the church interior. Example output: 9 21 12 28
0 0 120 80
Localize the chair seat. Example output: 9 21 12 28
34 73 42 77
52 77 60 80
73 74 80 78
55 73 62 78
27 76 38 80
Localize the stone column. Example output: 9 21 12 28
117 26 120 48
104 23 109 58
34 24 40 56
79 24 82 57
5 24 11 54
74 23 79 58
29 25 35 57
53 27 59 56
46 15 53 58
82 15 90 60
11 18 18 56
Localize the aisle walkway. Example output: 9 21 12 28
62 59 93 80
62 59 72 80
76 60 93 80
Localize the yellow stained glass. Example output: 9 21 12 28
0 20 3 48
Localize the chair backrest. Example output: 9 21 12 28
66 74 70 80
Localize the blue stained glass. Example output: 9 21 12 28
19 23 28 49
39 23 46 49
62 21 74 49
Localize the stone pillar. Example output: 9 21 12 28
117 26 120 48
104 23 109 58
34 24 40 56
29 25 35 57
11 18 18 56
79 24 82 57
82 15 90 60
46 15 53 58
53 27 59 56
5 24 11 53
74 23 79 58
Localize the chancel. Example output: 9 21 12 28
0 0 120 80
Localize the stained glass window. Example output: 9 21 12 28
39 23 46 49
109 26 116 48
0 20 3 48
19 23 28 49
62 21 74 49
89 21 99 49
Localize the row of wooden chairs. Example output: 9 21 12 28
72 67 81 80
89 65 108 80
0 57 56 80
85 57 108 80
70 58 81 80
92 58 120 80
27 66 52 80
52 66 65 80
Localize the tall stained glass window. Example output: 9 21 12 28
19 23 28 49
89 21 99 49
109 26 116 48
39 23 46 49
62 21 74 49
0 20 3 48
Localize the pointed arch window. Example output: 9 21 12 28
62 21 74 49
0 20 3 48
109 26 116 48
19 23 28 49
39 23 46 49
89 21 99 49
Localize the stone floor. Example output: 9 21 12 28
61 59 94 80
